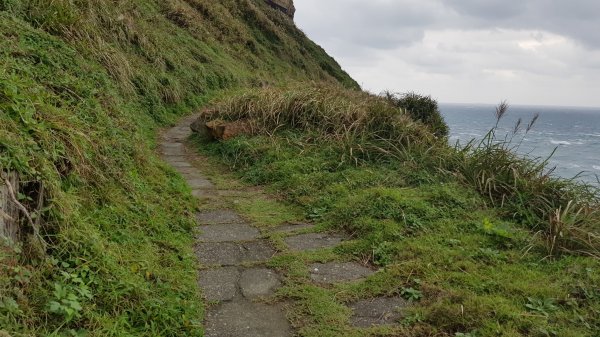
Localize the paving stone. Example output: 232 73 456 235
239 268 281 298
181 172 209 181
192 189 217 199
205 300 291 337
198 223 259 242
196 210 245 225
186 178 214 189
272 222 315 234
175 167 200 175
195 241 275 266
309 262 374 284
199 267 240 301
160 143 185 155
165 130 191 140
162 155 187 163
169 161 192 168
284 233 345 252
217 190 247 197
349 297 407 327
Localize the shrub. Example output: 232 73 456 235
384 91 449 137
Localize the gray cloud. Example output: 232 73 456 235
295 0 600 106
445 0 600 48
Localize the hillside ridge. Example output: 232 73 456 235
0 1 356 335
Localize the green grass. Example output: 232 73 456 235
0 0 356 335
206 85 600 258
196 128 600 336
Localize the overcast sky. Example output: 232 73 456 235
295 0 600 107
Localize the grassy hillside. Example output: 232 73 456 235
196 85 600 336
0 0 356 336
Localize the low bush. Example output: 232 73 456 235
384 91 449 137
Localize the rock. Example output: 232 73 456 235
190 118 210 139
265 0 295 18
190 108 216 139
205 119 252 141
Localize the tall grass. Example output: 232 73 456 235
441 103 600 257
207 85 600 257
207 84 437 161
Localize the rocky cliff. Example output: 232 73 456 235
265 0 295 18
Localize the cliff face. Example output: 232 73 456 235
265 0 296 18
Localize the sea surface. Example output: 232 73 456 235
439 103 600 185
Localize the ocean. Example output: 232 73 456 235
439 103 600 185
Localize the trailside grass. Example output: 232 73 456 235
194 87 600 336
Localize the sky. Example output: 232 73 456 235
294 0 600 107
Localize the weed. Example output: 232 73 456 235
525 297 558 316
401 287 423 302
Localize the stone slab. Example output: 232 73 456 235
165 130 191 140
239 268 281 298
198 223 260 242
199 267 240 301
196 210 245 225
181 172 209 182
175 167 200 175
186 178 215 189
160 143 185 155
162 155 187 162
205 300 291 337
272 222 315 234
349 297 407 327
195 241 275 266
309 262 374 284
284 233 345 252
217 190 248 197
169 161 192 168
192 189 217 199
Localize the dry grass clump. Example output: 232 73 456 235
209 84 437 153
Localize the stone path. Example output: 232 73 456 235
160 116 407 336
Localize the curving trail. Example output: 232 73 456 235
159 116 405 336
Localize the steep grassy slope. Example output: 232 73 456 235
0 1 356 336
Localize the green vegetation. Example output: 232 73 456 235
197 85 600 336
2 0 598 335
384 91 449 137
0 0 355 335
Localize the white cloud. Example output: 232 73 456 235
295 0 600 106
